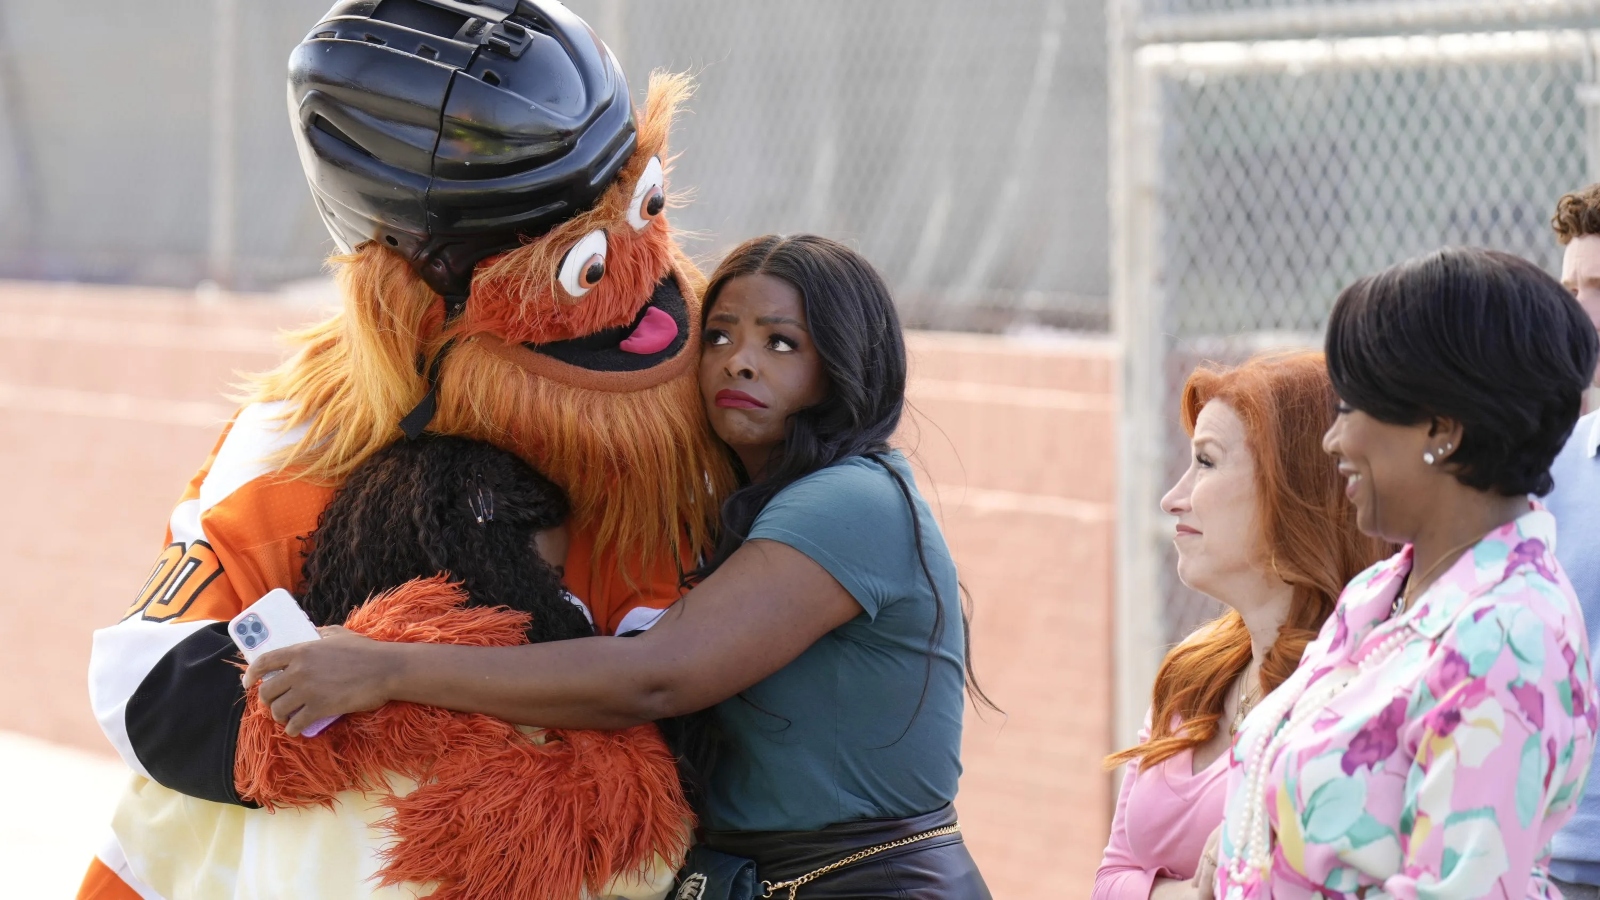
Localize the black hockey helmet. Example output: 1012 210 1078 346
288 0 637 310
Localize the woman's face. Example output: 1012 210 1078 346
698 273 829 478
1321 400 1439 542
1161 401 1272 602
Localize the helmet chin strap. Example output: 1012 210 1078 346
398 290 470 440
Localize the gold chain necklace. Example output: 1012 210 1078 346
1229 663 1262 737
1393 533 1486 616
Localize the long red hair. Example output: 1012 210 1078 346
1106 351 1388 770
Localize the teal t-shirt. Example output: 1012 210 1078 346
704 451 967 832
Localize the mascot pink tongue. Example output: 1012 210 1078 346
621 307 680 355
77 1 731 898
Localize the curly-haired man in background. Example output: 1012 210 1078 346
1546 184 1600 900
1555 184 1600 393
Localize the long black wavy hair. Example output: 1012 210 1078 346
298 433 594 644
693 234 996 720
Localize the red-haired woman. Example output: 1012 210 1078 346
1094 351 1388 900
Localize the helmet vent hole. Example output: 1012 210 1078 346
363 33 386 45
371 0 470 39
417 44 438 60
385 235 399 247
512 12 550 33
311 115 370 158
481 70 501 87
315 30 336 39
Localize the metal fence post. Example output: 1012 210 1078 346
208 0 239 290
1583 32 1600 185
0 0 38 258
1109 0 1167 753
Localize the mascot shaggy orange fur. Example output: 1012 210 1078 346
74 73 729 900
250 72 735 600
223 73 728 898
234 578 691 900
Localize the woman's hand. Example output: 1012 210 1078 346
1151 825 1224 899
243 626 400 736
1149 877 1199 899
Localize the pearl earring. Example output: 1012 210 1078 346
1423 451 1436 465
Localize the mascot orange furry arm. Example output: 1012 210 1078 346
233 577 693 900
77 2 731 898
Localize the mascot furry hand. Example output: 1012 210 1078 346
234 578 691 900
78 3 730 899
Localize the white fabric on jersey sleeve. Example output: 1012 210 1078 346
615 604 669 635
89 618 215 777
562 590 594 626
87 401 307 777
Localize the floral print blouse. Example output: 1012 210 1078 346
1217 505 1596 899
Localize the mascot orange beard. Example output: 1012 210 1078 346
227 73 728 897
79 75 727 900
253 72 735 607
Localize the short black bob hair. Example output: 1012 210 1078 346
1326 246 1598 497
298 434 593 644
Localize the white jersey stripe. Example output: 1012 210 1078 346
615 605 669 635
91 401 307 778
195 401 306 515
167 499 205 550
88 619 213 777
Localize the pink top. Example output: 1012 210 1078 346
1094 724 1231 899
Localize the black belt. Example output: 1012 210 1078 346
701 805 992 899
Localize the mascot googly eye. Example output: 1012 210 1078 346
628 156 667 231
557 229 609 299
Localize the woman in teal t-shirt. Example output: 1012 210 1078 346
248 234 994 897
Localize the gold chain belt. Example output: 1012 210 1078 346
758 822 962 899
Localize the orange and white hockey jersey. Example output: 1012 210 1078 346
79 402 691 900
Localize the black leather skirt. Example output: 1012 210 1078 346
701 805 992 899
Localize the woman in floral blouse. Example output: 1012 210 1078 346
1215 247 1600 899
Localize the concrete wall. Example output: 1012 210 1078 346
0 282 1118 897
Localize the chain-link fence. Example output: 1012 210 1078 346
1110 0 1600 743
0 0 1109 331
0 0 342 288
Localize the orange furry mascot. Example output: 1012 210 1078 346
79 3 731 898
233 578 692 900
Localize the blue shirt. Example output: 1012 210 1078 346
703 452 967 832
1548 411 1600 885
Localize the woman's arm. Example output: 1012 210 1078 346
247 539 862 735
1094 732 1206 900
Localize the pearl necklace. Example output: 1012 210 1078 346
1225 620 1412 894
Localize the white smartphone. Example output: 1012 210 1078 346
229 589 340 738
